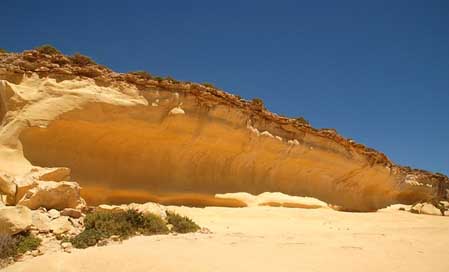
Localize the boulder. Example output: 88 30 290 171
0 172 17 204
14 179 39 205
60 208 82 218
31 211 51 233
37 167 71 182
17 181 86 210
47 209 60 219
410 202 445 216
0 206 32 234
0 173 16 196
96 204 122 213
12 167 71 204
49 216 74 235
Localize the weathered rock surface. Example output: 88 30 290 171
0 206 32 234
0 173 17 205
17 181 86 210
0 173 16 198
0 49 447 211
31 210 51 233
49 216 74 234
47 209 60 219
36 167 71 182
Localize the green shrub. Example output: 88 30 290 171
71 209 169 248
70 53 95 66
15 233 41 254
0 234 17 259
153 76 164 81
140 213 169 235
70 229 104 249
166 211 200 233
83 210 135 238
0 48 7 54
35 44 60 55
0 232 41 259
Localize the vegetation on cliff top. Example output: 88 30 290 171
70 52 96 66
129 70 153 79
35 44 61 55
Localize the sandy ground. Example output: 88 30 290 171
4 206 449 272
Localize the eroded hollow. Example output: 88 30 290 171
19 102 403 211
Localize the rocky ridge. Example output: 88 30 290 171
0 48 447 212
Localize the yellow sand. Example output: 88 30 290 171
5 206 449 272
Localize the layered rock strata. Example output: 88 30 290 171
0 49 447 211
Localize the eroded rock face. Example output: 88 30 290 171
0 49 447 211
0 205 32 234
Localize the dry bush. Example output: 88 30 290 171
70 53 95 66
129 71 152 79
35 44 60 55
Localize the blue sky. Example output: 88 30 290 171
1 0 448 174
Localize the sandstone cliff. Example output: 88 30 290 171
0 48 447 211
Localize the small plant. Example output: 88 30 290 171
70 52 95 66
294 116 310 125
129 70 152 79
251 98 264 109
35 44 60 55
202 82 215 88
0 48 7 54
166 211 200 233
15 233 41 254
140 213 169 235
71 229 103 249
153 76 164 81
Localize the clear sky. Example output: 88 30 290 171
1 0 448 175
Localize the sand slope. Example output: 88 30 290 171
5 206 449 272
